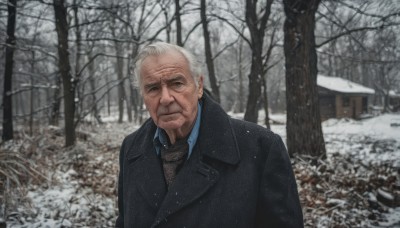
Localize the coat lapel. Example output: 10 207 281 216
125 122 167 213
152 157 219 227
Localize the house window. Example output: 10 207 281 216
342 97 350 107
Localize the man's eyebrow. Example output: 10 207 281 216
144 75 186 89
166 75 185 83
144 81 160 89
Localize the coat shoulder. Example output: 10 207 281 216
229 117 281 144
120 118 156 157
123 118 154 140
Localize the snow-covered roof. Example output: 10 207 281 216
317 75 375 95
389 90 400 98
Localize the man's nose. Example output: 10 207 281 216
160 87 174 105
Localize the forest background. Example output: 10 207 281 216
1 0 400 227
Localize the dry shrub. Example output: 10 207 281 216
1 149 30 187
0 142 46 222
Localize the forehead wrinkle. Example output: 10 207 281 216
142 65 187 80
143 74 184 86
163 75 186 83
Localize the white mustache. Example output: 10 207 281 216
157 103 182 116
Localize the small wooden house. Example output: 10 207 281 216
317 75 375 120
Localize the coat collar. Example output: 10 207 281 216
197 94 241 165
126 93 241 165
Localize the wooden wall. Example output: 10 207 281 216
319 94 367 120
335 95 363 119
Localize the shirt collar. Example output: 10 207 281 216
153 102 202 159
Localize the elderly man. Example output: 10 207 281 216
116 42 303 227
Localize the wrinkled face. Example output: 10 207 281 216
140 51 203 136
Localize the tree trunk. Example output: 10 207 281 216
49 75 62 126
161 3 171 43
53 0 76 147
243 0 273 123
2 0 17 141
262 76 271 129
128 44 140 123
115 44 126 123
236 36 245 113
283 0 326 158
244 49 263 123
200 0 220 103
124 50 132 123
105 67 111 116
175 0 183 46
379 65 390 113
87 53 102 124
110 15 127 123
16 92 25 121
73 0 83 122
29 51 35 136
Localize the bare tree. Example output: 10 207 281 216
261 23 279 129
53 0 76 146
175 0 183 46
370 27 399 112
86 50 102 124
110 16 128 124
158 0 172 42
200 0 220 103
235 32 246 113
72 0 84 120
2 0 17 141
283 0 326 158
243 0 274 123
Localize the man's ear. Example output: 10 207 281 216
197 76 204 99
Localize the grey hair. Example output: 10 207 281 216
134 42 202 89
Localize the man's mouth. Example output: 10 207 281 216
159 112 179 117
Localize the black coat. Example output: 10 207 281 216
116 94 303 228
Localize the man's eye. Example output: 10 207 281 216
147 86 159 93
173 81 184 88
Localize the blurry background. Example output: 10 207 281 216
1 0 399 227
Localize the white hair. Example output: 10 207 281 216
134 42 202 89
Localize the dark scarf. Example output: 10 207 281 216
160 138 188 188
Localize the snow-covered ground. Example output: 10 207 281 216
323 115 400 168
2 113 400 227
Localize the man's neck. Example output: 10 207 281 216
164 122 195 145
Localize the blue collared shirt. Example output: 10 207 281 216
153 102 202 159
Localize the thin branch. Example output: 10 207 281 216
209 13 251 47
259 0 273 35
317 49 400 64
212 37 240 61
69 19 109 30
316 24 399 48
16 11 54 23
74 77 129 126
337 0 400 21
141 6 164 35
182 21 202 46
77 52 129 78
0 43 58 61
16 70 58 80
219 75 237 84
69 37 139 43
